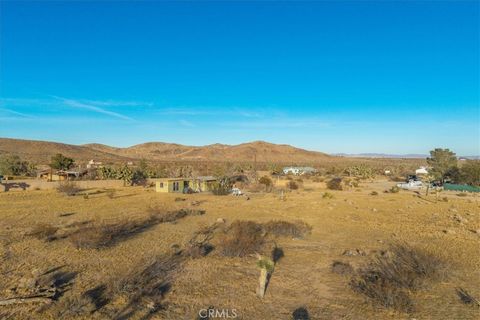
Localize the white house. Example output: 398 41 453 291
415 166 429 175
86 159 103 169
283 166 317 175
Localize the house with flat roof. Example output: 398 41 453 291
155 176 217 193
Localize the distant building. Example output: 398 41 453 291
38 169 87 181
283 166 317 175
86 159 103 169
415 166 429 175
155 176 217 193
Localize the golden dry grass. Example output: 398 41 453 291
0 179 479 319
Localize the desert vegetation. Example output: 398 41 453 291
0 144 479 319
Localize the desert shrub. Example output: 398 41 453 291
263 220 312 238
69 218 161 249
70 209 205 249
149 208 205 223
218 221 265 257
28 223 59 241
350 243 445 312
57 181 82 196
344 165 374 179
292 307 310 320
322 192 334 199
0 155 36 176
211 177 231 195
287 181 299 190
387 186 400 193
114 253 182 318
259 176 273 192
370 191 379 196
457 160 480 186
331 261 353 275
327 178 343 190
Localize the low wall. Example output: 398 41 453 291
0 179 125 191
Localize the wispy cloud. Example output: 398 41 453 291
179 119 195 127
51 96 134 121
81 99 154 108
0 108 34 118
158 107 264 118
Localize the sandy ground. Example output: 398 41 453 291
0 179 479 319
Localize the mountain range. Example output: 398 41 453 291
0 138 330 164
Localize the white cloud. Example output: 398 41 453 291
52 96 134 121
0 108 34 118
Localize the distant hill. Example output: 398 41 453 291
1 138 330 164
0 138 130 164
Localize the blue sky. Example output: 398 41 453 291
0 1 478 155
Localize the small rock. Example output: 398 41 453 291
216 218 225 224
442 229 455 235
372 208 378 212
454 214 468 224
169 244 181 254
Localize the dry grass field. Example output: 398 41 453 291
1 178 479 319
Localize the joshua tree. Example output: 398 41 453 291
256 255 274 298
422 173 435 196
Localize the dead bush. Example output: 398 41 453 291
259 176 273 192
327 178 343 190
114 253 181 318
350 243 445 312
331 261 353 275
387 186 400 193
57 181 82 196
28 223 59 241
149 208 205 223
218 221 265 257
322 192 334 199
455 288 480 306
263 220 312 238
70 209 205 249
287 181 299 190
370 191 379 196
